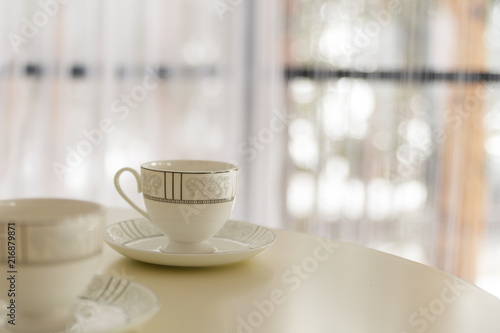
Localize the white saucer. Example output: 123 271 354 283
0 275 159 333
104 219 277 267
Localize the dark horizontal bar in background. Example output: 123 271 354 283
25 64 43 77
19 64 214 79
71 65 86 78
284 67 500 83
15 64 500 83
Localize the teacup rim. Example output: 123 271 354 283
0 197 105 224
140 160 239 174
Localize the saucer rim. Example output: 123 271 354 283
104 219 277 266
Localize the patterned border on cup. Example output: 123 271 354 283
143 195 235 204
141 168 238 204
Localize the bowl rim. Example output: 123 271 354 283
0 198 105 225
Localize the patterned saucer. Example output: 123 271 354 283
104 219 276 267
0 275 159 333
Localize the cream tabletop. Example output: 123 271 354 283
101 209 500 333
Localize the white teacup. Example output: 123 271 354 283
0 198 104 333
114 160 239 253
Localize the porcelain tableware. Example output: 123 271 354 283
0 198 104 333
114 160 238 253
104 219 276 266
0 275 159 333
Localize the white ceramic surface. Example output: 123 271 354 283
104 219 276 266
0 198 104 333
114 160 239 253
0 275 159 333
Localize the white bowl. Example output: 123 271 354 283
0 198 104 333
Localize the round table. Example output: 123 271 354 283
101 209 500 333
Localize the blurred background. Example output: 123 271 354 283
1 0 500 297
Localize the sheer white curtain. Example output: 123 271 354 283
0 0 272 223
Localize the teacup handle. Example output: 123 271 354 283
114 167 150 220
